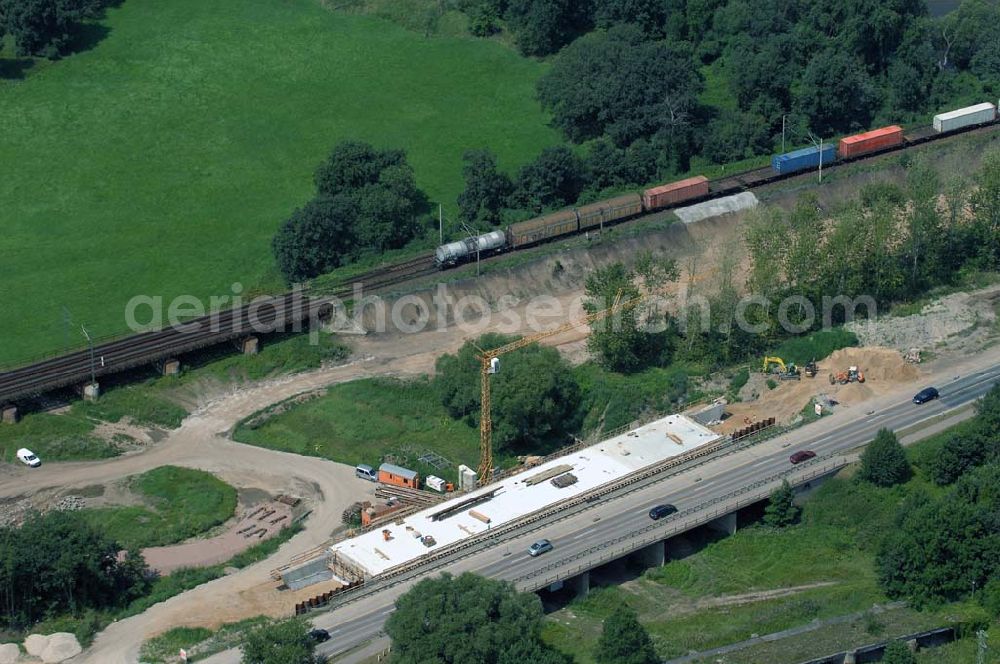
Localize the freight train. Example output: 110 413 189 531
435 100 1000 268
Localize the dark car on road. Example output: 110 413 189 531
649 504 678 520
528 539 553 557
789 450 817 464
309 628 330 643
913 387 939 404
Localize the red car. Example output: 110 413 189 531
789 450 816 464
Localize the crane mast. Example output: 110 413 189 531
476 288 648 484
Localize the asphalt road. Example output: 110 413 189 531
311 363 1000 662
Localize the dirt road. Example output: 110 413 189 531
0 300 593 664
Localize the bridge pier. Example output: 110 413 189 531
160 358 181 376
707 511 737 536
82 382 100 402
1 404 18 424
638 540 666 568
240 337 259 355
570 571 590 598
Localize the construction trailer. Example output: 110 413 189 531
378 463 419 489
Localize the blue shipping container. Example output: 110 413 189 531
771 144 837 175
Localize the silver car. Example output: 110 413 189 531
528 539 553 557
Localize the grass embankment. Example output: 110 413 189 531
0 333 348 463
139 616 272 664
78 466 237 549
0 0 560 367
540 425 993 662
234 377 480 483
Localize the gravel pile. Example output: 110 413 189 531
54 495 86 511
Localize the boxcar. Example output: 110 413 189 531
771 144 836 175
642 176 710 210
933 102 996 133
838 125 904 159
508 209 578 248
577 193 643 231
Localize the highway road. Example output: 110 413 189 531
305 362 1000 662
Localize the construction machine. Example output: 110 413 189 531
763 356 801 380
829 365 865 385
804 359 818 378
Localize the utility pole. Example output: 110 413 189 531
818 137 823 183
61 305 71 352
438 204 443 245
460 223 480 277
977 629 988 664
81 325 96 387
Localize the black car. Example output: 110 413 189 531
649 504 678 520
309 628 330 643
912 387 939 404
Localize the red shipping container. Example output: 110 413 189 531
642 175 710 210
837 125 904 159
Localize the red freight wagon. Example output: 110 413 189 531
642 175 710 210
837 125 904 159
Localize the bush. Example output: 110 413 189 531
858 429 910 487
763 480 800 528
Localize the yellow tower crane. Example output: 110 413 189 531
475 288 653 484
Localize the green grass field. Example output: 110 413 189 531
233 376 480 482
0 0 560 367
79 465 237 549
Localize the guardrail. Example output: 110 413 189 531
514 457 846 591
300 429 821 616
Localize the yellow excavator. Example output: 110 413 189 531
763 356 801 380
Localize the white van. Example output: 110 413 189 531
355 464 377 482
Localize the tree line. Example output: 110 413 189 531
875 385 1000 610
452 0 1000 233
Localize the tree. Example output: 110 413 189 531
881 640 916 664
537 25 702 147
592 0 668 35
795 48 879 135
433 335 580 453
314 141 406 198
457 149 513 226
594 605 658 664
969 151 1000 270
0 511 149 630
0 0 102 57
858 429 910 487
876 464 1000 605
763 480 800 527
584 263 648 373
273 140 426 280
978 577 1000 619
242 618 317 664
512 146 588 213
385 572 569 664
504 0 588 56
272 195 356 283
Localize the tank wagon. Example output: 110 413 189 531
435 99 1000 268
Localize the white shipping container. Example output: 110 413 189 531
933 102 996 133
426 475 446 492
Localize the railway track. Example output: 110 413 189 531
2 120 997 405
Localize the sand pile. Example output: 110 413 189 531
822 347 920 383
717 346 924 433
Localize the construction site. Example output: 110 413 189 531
277 412 722 592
